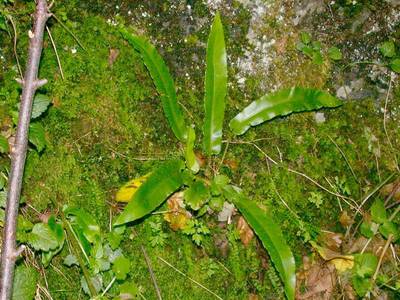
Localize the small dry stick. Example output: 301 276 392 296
141 246 162 300
158 256 223 300
7 15 23 78
46 26 64 80
372 234 393 282
50 13 86 51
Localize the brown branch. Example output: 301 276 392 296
0 1 50 299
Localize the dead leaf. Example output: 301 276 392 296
311 242 354 272
237 216 254 247
346 236 392 262
248 294 260 300
108 48 120 66
115 174 149 202
296 260 336 300
319 231 343 252
339 210 354 227
343 284 356 300
194 151 206 168
223 159 238 170
164 192 191 231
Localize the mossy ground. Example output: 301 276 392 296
0 0 399 299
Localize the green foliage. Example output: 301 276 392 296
0 134 8 153
371 199 387 223
28 222 62 252
308 192 323 208
390 58 400 73
12 265 38 300
352 253 378 297
149 219 168 247
185 126 199 173
379 40 396 58
328 46 343 61
112 255 131 281
203 12 227 155
120 28 187 142
31 94 51 119
229 87 342 135
182 219 210 246
224 185 296 300
115 159 185 225
184 180 209 210
28 123 46 152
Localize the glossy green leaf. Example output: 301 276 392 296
115 160 185 225
28 122 46 152
352 276 372 297
185 126 199 173
224 185 295 300
120 28 187 142
203 12 227 155
12 265 38 300
230 87 342 135
32 94 51 119
42 216 65 266
371 199 387 224
0 135 8 153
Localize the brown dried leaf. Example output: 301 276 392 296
237 216 254 247
319 231 343 252
108 48 120 66
248 294 260 300
381 180 400 201
164 192 191 231
296 260 336 300
339 210 354 227
194 151 206 168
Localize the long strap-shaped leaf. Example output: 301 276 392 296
224 185 296 300
229 87 342 135
203 12 227 155
115 160 185 226
120 28 187 142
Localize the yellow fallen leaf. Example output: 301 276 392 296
310 241 354 272
115 174 150 202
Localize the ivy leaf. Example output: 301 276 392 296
229 87 342 135
112 255 131 281
379 221 399 242
390 58 400 73
28 223 60 252
370 199 387 224
12 265 38 300
0 135 9 153
28 123 46 152
379 40 396 58
184 180 209 210
328 46 342 60
31 94 51 119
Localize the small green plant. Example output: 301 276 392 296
149 218 168 247
378 40 400 73
296 32 342 65
114 12 343 300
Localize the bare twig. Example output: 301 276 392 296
50 13 86 51
372 234 393 281
46 25 64 80
141 245 162 300
0 1 50 299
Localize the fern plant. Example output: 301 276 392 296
115 12 342 300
